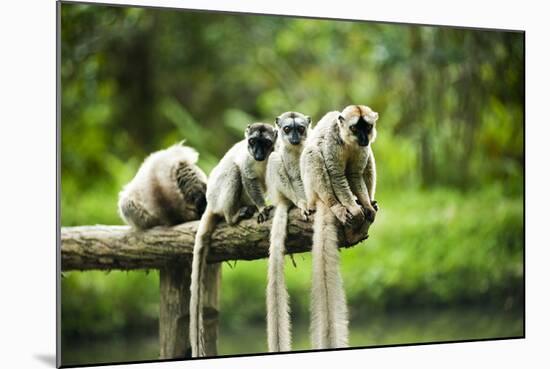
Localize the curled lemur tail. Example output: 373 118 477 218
310 200 349 349
267 203 292 352
190 206 217 357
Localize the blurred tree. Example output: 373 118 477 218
61 4 524 201
60 3 524 352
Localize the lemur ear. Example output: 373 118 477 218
244 124 251 138
338 115 345 124
372 112 379 122
306 116 312 125
275 117 281 127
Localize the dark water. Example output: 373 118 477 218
62 307 523 366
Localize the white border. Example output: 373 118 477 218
1 0 549 368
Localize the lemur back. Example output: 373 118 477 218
118 143 207 229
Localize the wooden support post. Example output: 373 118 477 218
159 259 221 359
202 263 221 356
159 259 191 359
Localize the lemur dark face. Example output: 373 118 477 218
275 111 311 146
338 105 379 147
246 123 277 161
348 115 373 146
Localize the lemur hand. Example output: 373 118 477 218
363 204 376 223
371 200 379 212
347 203 366 228
237 205 256 222
257 205 274 223
297 200 311 221
330 204 354 227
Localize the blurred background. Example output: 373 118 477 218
60 3 524 366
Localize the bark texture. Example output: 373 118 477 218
61 208 372 271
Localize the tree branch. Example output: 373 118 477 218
61 208 372 271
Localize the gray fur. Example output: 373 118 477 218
118 143 207 229
190 123 277 357
300 105 379 349
301 105 378 226
265 111 311 352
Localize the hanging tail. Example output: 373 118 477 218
267 203 292 352
310 200 349 349
189 206 217 357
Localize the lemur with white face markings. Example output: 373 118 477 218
300 105 379 349
265 111 311 352
189 123 278 357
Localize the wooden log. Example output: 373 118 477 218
61 208 372 271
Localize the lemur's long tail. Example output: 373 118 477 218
310 200 349 349
189 206 217 357
267 203 292 352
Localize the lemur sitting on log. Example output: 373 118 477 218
118 142 207 229
300 105 379 349
189 123 278 357
265 111 312 352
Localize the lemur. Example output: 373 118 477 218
265 111 311 352
300 105 379 349
118 142 207 229
189 123 278 357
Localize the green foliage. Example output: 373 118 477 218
59 1 524 350
220 185 523 327
61 186 523 342
62 271 159 339
60 4 524 199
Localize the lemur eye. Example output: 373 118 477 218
248 138 256 145
283 126 291 134
297 126 305 134
350 125 357 133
